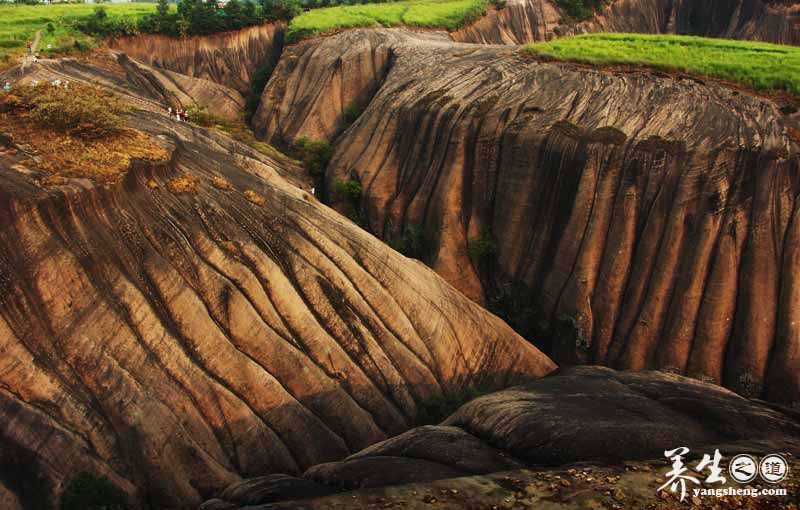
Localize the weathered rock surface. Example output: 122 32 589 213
583 0 800 44
257 29 800 406
451 0 800 45
253 30 423 145
111 23 284 94
450 0 564 44
206 367 800 508
0 54 554 509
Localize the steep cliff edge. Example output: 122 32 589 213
253 30 418 145
450 0 564 44
584 0 800 44
0 55 554 509
450 0 800 45
257 29 800 406
110 23 285 95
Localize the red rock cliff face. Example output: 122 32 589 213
253 30 404 145
0 56 554 508
111 23 284 94
584 0 800 44
450 0 564 44
451 0 800 44
256 29 799 406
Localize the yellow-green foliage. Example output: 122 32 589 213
0 3 161 62
528 33 800 96
4 83 128 139
287 0 488 41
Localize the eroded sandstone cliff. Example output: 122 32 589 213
451 0 800 45
450 0 563 44
584 0 800 44
0 54 554 509
256 29 800 407
204 367 800 509
110 23 284 94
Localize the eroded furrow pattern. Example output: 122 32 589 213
0 94 554 507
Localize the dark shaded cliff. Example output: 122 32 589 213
584 0 800 44
256 29 800 407
451 0 800 44
0 55 554 509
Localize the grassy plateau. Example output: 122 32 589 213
528 33 800 96
286 0 489 41
0 3 158 63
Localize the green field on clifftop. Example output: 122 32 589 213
0 3 158 62
286 0 489 41
528 33 800 96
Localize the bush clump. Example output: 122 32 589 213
60 472 127 510
342 103 361 126
554 0 607 20
389 224 430 261
333 178 362 202
3 83 127 139
295 136 333 177
467 230 497 262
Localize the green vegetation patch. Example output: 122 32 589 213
287 0 489 41
60 471 127 510
553 0 607 21
527 33 800 96
0 3 158 62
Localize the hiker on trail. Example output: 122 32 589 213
167 106 173 118
27 42 32 56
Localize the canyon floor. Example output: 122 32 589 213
1 1 800 509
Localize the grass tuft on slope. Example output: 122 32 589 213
527 33 800 96
287 0 489 41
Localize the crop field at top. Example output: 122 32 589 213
286 0 489 41
528 33 800 96
0 3 158 62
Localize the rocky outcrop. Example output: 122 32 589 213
256 29 800 405
111 23 284 94
253 30 420 145
451 0 564 44
584 0 800 44
206 367 800 508
11 52 245 121
0 55 554 508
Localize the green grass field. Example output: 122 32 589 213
286 0 489 41
528 33 800 96
0 3 158 63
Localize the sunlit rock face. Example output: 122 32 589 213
110 23 285 94
258 28 800 406
0 55 554 508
